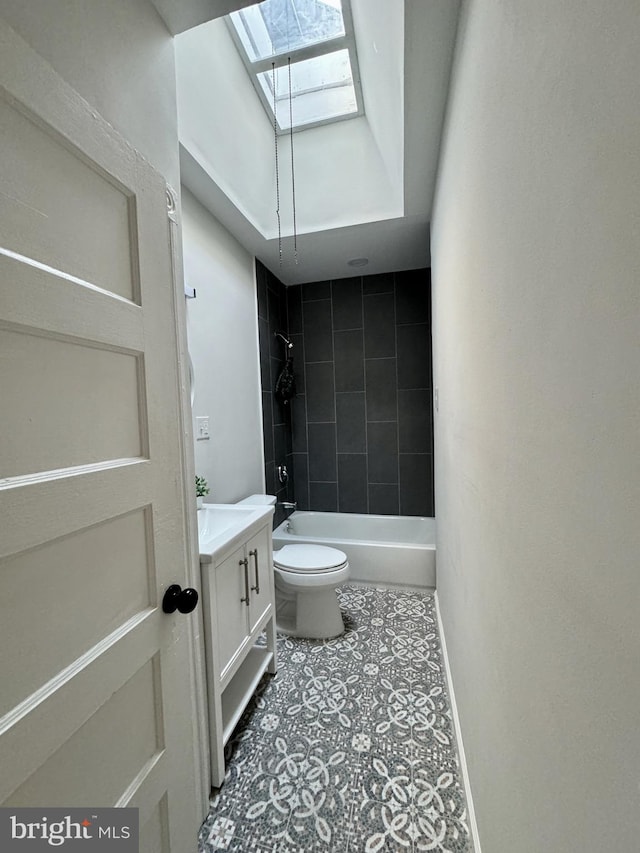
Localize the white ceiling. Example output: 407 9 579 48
154 0 460 284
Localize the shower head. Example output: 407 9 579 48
274 331 293 349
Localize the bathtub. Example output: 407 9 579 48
272 511 435 588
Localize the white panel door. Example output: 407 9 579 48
0 20 201 851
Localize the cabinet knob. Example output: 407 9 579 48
162 584 199 614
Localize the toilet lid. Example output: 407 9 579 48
274 544 347 573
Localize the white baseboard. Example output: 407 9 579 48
434 591 482 853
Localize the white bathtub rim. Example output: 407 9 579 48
284 510 434 522
274 510 436 550
272 531 433 554
274 532 435 552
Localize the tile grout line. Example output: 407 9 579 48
428 275 436 514
330 280 339 512
360 276 369 513
394 274 402 514
301 290 310 510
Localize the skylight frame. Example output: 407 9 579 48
226 0 364 134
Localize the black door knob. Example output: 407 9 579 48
162 584 199 614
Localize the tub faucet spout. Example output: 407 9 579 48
278 501 297 510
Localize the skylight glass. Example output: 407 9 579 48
257 49 357 130
231 0 346 61
227 0 363 133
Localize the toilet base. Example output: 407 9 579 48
275 586 346 639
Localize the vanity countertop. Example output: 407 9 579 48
197 503 273 564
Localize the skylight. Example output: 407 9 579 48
228 0 363 133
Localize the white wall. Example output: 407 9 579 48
403 0 459 219
350 0 404 192
183 188 264 503
0 0 179 187
176 17 276 232
151 0 256 36
431 1 640 851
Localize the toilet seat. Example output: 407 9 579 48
273 544 348 573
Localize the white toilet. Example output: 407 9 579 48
237 495 350 639
273 543 349 639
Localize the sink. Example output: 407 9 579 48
197 503 273 562
198 506 258 540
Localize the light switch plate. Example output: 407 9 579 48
196 416 210 440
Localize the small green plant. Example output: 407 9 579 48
195 475 209 498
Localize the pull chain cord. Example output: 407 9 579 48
288 57 298 264
272 61 282 266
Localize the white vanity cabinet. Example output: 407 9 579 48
213 525 273 676
199 506 277 789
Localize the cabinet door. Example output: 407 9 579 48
215 544 251 676
247 526 273 634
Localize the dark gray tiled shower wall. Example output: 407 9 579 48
256 262 434 518
256 261 296 529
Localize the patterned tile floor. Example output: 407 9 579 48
198 585 473 853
